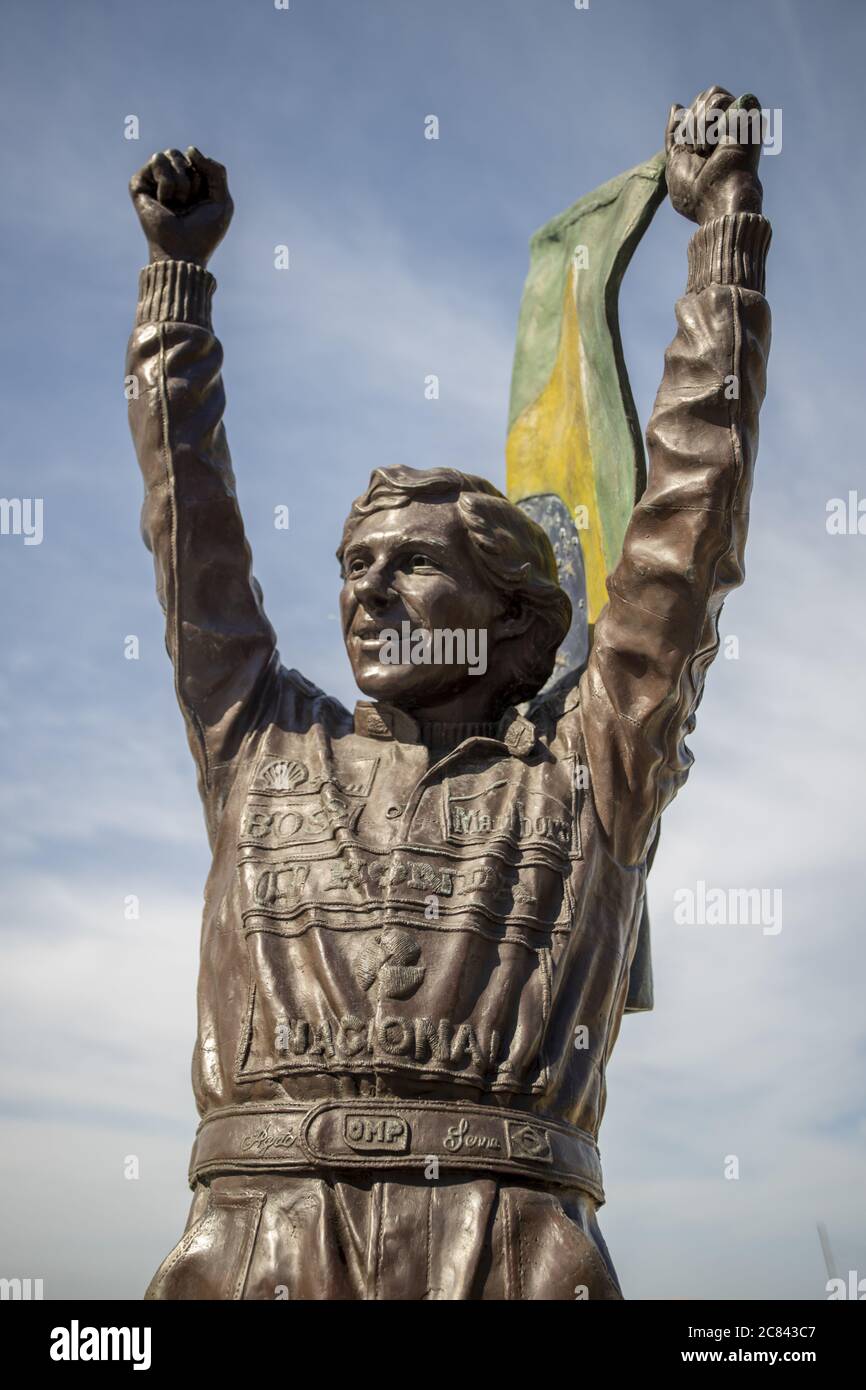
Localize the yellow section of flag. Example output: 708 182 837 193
506 262 609 623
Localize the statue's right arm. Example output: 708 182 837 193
126 150 278 811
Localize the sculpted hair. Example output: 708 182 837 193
338 465 572 705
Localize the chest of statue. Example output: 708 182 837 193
222 719 592 1097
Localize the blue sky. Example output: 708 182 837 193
1 0 864 1300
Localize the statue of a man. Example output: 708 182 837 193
127 86 770 1300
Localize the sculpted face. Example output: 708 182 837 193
340 500 520 721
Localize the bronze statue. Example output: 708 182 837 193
127 87 771 1300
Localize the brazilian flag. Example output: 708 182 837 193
507 150 667 1011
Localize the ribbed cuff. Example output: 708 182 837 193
135 259 216 328
687 212 772 295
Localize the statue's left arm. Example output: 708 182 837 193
580 89 772 867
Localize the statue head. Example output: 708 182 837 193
338 465 571 723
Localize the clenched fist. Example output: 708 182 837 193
129 147 233 268
666 87 764 225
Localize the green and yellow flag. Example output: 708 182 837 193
507 151 667 1011
507 150 666 680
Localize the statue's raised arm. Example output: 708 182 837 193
581 88 772 867
127 149 279 833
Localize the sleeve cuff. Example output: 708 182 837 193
686 212 772 295
135 259 216 329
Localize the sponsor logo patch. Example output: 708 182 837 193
445 781 576 858
343 1114 410 1153
240 791 364 849
250 753 378 799
355 926 426 1000
506 1120 553 1164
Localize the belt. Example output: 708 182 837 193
188 1099 604 1201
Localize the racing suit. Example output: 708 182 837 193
127 210 771 1299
